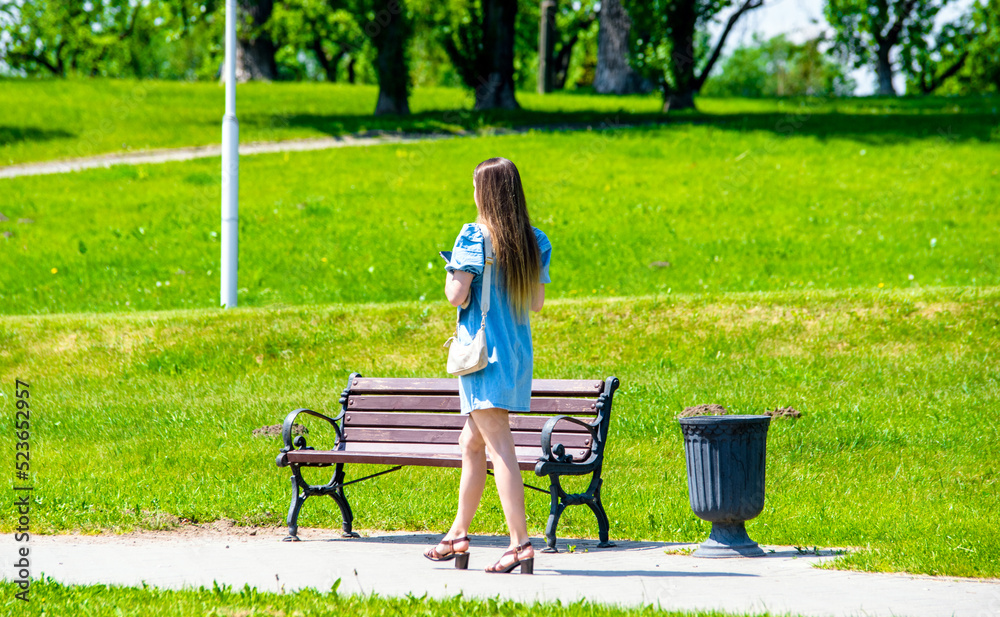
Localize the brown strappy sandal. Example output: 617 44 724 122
423 536 470 569
485 541 533 574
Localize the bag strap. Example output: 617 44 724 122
454 224 493 331
479 224 493 319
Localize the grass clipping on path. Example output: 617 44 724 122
0 287 998 579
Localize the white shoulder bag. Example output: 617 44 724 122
444 225 493 376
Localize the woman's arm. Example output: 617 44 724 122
445 270 475 307
531 284 545 312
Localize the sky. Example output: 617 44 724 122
708 0 977 94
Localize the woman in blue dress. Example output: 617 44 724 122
423 157 551 574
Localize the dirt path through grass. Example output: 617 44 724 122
0 119 666 178
0 131 464 179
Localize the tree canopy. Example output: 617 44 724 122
624 0 766 110
824 0 965 95
0 0 996 107
702 33 856 97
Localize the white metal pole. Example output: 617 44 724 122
220 0 239 308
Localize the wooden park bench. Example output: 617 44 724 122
275 373 620 552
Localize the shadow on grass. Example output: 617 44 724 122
689 111 997 144
0 125 75 146
267 104 997 145
273 109 668 136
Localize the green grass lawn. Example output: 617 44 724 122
0 578 774 617
1 119 998 316
1 78 997 165
1 288 998 578
0 79 666 165
1 84 998 590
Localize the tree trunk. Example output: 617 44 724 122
663 90 695 112
235 41 278 81
475 0 519 110
538 0 556 94
345 55 356 84
552 35 578 89
312 39 337 82
235 0 277 81
369 0 411 115
875 44 897 96
593 0 647 94
662 0 698 111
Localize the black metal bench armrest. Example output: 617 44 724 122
275 408 344 467
540 415 600 464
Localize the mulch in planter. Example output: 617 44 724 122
677 404 729 418
676 404 803 419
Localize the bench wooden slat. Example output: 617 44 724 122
288 450 535 471
343 412 591 433
350 443 591 460
341 427 592 448
346 395 598 414
286 443 591 469
348 377 605 397
291 442 590 459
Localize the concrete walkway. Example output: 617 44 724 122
0 132 461 179
6 526 998 616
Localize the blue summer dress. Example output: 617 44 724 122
445 223 552 414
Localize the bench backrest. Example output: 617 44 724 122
339 375 612 462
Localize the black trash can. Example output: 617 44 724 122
679 415 771 557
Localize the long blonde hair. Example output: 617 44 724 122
473 157 540 320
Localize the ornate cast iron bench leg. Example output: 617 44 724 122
284 472 306 542
330 464 360 538
284 463 361 540
542 471 615 552
543 479 568 553
586 476 615 548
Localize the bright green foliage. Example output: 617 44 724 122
825 0 997 95
900 5 977 94
405 0 529 99
963 0 1000 91
824 0 969 95
825 0 946 66
937 0 1000 95
625 0 719 92
3 0 999 99
554 2 602 90
623 0 765 108
0 0 224 79
407 0 464 87
509 0 602 92
269 0 369 82
702 34 856 97
437 0 486 92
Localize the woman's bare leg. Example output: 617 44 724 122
427 415 487 556
470 407 534 566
